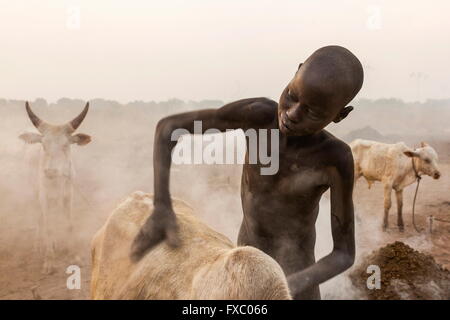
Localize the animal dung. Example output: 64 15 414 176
350 241 450 299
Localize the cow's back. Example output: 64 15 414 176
350 139 409 182
91 191 291 300
91 191 234 299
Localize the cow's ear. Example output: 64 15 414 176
333 106 354 123
19 132 42 144
404 150 419 158
71 133 91 146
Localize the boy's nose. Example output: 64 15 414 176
286 105 302 123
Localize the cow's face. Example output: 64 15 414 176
404 142 440 179
19 102 91 179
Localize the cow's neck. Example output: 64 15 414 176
397 157 420 189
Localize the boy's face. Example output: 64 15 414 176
278 65 349 136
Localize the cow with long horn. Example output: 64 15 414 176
19 101 92 274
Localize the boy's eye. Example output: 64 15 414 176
287 89 297 101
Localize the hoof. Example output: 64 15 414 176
30 286 42 300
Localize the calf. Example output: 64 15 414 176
91 192 291 299
350 139 440 231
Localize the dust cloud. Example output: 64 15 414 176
0 97 449 299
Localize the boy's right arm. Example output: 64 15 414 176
130 98 276 261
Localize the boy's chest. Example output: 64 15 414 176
244 150 330 197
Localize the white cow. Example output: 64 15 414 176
350 139 441 231
91 192 292 300
19 102 91 273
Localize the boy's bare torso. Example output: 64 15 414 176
233 99 354 299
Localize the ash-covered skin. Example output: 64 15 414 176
131 45 364 299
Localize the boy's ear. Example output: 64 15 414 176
333 106 354 123
70 133 92 146
19 132 42 144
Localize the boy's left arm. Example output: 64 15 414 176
287 147 355 297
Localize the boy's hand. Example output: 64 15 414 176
130 205 181 262
287 272 310 299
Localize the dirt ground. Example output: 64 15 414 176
0 160 448 300
350 241 450 299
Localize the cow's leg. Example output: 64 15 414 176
42 197 57 275
63 182 80 264
35 207 45 256
383 183 393 231
63 185 73 245
42 217 56 274
395 189 404 232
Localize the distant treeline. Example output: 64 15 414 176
355 98 450 108
1 97 450 110
0 98 224 111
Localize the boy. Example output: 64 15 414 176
131 45 364 299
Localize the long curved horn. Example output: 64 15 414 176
69 102 89 131
25 101 44 132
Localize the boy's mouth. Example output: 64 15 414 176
281 120 293 132
280 113 295 133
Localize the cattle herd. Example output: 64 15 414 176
9 101 445 300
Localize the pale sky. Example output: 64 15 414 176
1 0 449 103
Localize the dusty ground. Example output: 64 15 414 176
0 160 448 300
350 241 450 299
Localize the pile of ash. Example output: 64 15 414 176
350 241 450 299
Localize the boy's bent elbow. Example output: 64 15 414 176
335 250 355 271
156 117 174 135
155 117 184 144
343 253 355 270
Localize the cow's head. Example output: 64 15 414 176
19 102 91 179
404 142 441 180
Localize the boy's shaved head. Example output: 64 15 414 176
298 45 364 106
279 45 364 136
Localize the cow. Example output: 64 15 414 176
91 191 292 300
350 139 441 231
19 101 91 273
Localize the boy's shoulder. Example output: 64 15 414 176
322 131 351 150
240 97 278 114
320 130 354 170
217 97 278 128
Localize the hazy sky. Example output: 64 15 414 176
1 0 449 103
